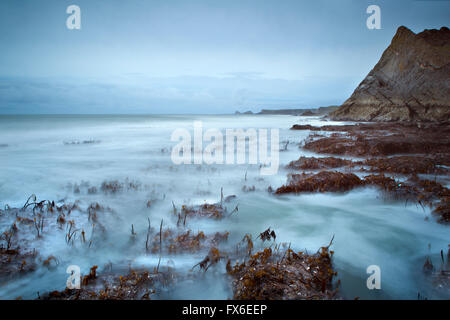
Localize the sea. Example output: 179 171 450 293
0 114 448 299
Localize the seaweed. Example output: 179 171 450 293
65 220 78 245
275 168 450 224
82 265 98 286
192 247 222 272
43 268 160 300
181 203 226 220
301 123 450 157
145 218 152 252
0 229 15 251
100 179 141 194
33 213 45 238
0 248 37 281
257 228 276 242
227 237 338 300
433 197 450 224
238 233 254 257
275 171 363 194
149 227 227 255
88 223 95 248
422 247 450 294
101 180 123 193
242 185 256 192
287 156 353 171
156 219 163 272
42 255 59 269
363 156 448 175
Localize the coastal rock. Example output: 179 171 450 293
330 26 450 122
257 106 338 116
301 110 316 116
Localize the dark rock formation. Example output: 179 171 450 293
235 110 254 115
258 108 306 115
330 26 450 122
300 110 316 116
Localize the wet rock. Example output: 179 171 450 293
227 244 338 300
42 268 160 300
275 171 363 194
287 156 353 170
363 156 449 175
433 197 450 224
181 203 227 220
330 26 450 122
0 248 38 282
291 124 322 131
301 110 316 116
149 229 228 254
302 123 450 157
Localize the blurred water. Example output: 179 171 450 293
0 114 448 300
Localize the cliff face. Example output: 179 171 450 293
330 26 450 122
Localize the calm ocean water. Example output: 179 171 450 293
0 114 448 299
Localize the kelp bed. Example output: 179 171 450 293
0 196 111 286
282 122 450 224
275 171 450 223
277 121 450 296
227 238 338 300
292 122 450 157
42 268 168 300
0 193 340 300
2 122 450 299
40 230 339 300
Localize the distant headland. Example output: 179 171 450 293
235 105 339 116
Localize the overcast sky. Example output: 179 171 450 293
0 0 448 114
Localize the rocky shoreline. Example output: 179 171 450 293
329 26 450 122
1 195 339 300
288 122 450 224
2 119 449 300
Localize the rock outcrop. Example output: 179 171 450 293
330 26 450 122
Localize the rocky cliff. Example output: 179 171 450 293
330 26 450 122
